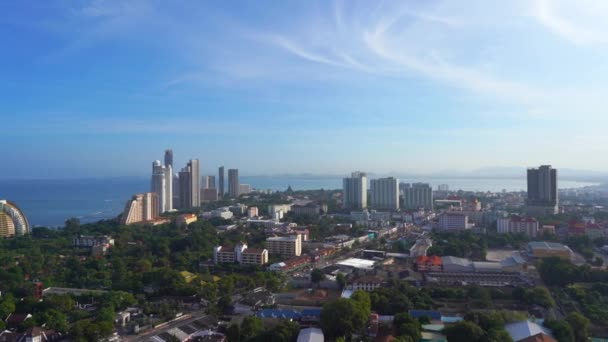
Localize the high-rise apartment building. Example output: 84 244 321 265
151 160 173 213
0 200 30 237
121 193 159 225
164 149 173 168
400 183 433 210
202 175 216 189
527 165 558 215
343 171 368 209
370 177 399 210
189 159 200 207
218 166 225 200
178 159 200 209
228 169 240 198
172 173 180 208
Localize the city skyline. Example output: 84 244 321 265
4 1 608 178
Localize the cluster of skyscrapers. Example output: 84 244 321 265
120 149 246 224
342 172 433 211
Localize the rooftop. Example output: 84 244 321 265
337 258 376 270
505 321 553 342
297 328 324 342
267 235 298 241
527 241 571 251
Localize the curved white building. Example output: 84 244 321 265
0 200 30 237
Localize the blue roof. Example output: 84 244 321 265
408 310 442 320
301 309 322 317
256 309 301 319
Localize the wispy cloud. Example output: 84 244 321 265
533 0 605 45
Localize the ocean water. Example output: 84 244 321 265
0 176 598 227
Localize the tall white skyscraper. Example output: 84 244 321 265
343 171 367 209
370 177 399 210
151 160 173 213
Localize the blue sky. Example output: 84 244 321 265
2 0 608 178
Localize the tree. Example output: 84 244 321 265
486 329 513 342
565 312 589 342
321 298 369 340
240 316 264 341
226 323 241 342
393 313 421 341
264 320 300 342
336 273 346 290
0 294 16 319
350 290 371 314
525 287 555 308
443 321 485 342
311 268 326 288
65 218 81 232
544 320 574 342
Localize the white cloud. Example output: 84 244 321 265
533 0 605 45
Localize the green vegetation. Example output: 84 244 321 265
320 290 371 340
0 217 286 340
428 231 529 260
369 280 433 315
444 311 525 342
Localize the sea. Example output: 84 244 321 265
0 176 598 228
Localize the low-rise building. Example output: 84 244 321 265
527 241 572 260
229 204 248 216
213 243 268 265
292 203 322 216
497 216 539 237
176 213 197 227
267 234 302 257
241 248 269 265
247 206 259 218
438 212 470 230
213 243 247 264
211 208 234 220
73 235 115 248
415 255 443 272
348 276 384 291
297 328 324 342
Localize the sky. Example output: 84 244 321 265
2 0 608 179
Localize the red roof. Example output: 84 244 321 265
416 255 443 266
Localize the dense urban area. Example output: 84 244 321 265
3 154 608 342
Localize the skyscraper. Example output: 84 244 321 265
121 192 159 225
228 169 240 198
202 175 216 189
190 159 200 207
400 183 433 210
527 165 558 214
218 166 225 199
370 177 399 210
0 200 30 237
151 160 173 213
343 171 368 209
179 168 192 209
179 159 200 208
164 149 173 168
